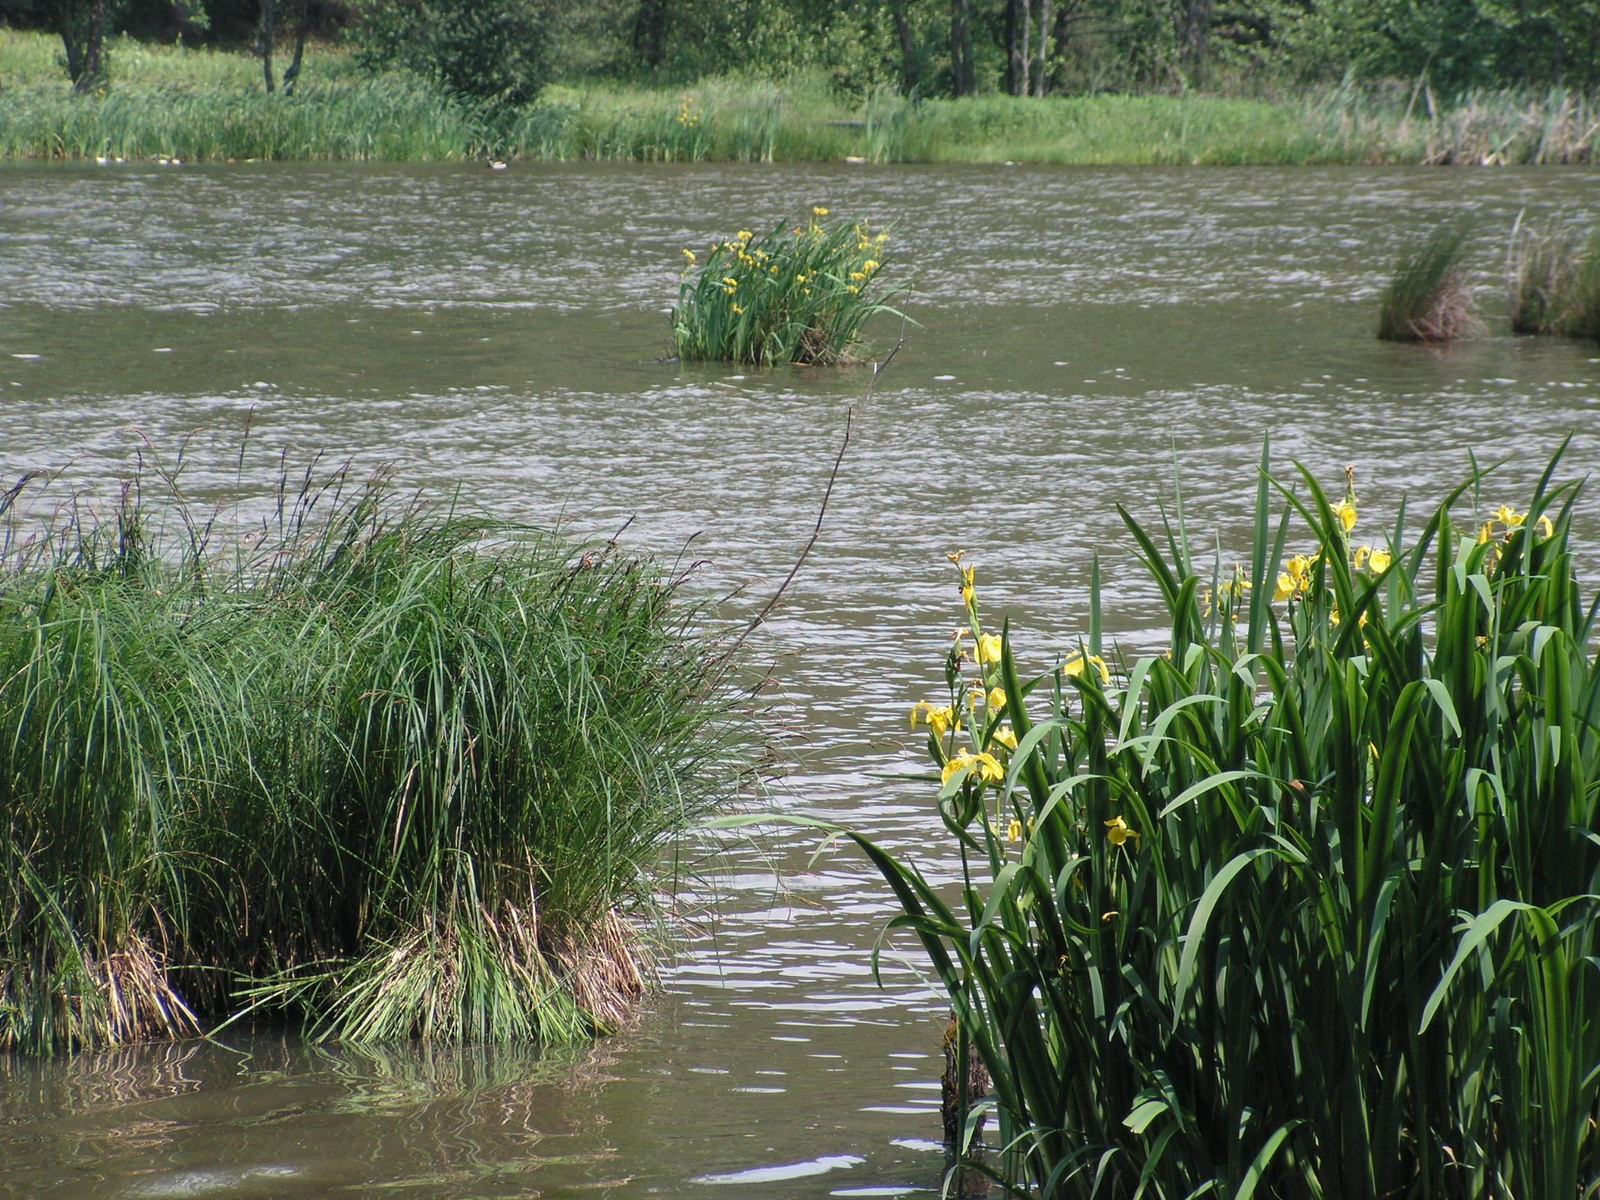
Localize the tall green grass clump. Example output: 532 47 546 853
1507 218 1600 340
854 447 1599 1198
671 209 909 366
1377 224 1482 342
0 463 753 1053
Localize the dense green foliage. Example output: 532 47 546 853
857 450 1600 1197
5 31 1600 164
1 0 1594 101
0 463 751 1053
354 0 549 104
671 212 909 365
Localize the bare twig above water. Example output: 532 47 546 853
723 335 905 664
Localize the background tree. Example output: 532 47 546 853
354 0 552 103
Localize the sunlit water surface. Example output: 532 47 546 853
1 161 1597 1199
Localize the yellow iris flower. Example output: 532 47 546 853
1105 815 1140 848
911 702 958 739
941 751 1002 787
1332 500 1357 533
987 687 1007 712
812 206 829 216
1063 653 1110 685
977 634 1003 664
992 726 1018 752
1006 818 1023 843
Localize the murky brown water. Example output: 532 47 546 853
1 161 1597 1199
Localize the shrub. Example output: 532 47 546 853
670 209 910 366
0 461 752 1052
1377 224 1482 342
855 448 1600 1198
353 0 551 105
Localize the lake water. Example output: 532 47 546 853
1 160 1597 1199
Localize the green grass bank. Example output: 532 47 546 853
3 30 1599 165
0 462 754 1054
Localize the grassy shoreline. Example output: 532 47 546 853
3 30 1599 166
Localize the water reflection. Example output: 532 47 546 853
0 161 1596 1198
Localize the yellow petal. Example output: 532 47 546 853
992 727 1018 752
1063 654 1110 684
986 687 1007 712
941 753 975 786
977 633 1003 664
1369 549 1391 573
1273 573 1297 603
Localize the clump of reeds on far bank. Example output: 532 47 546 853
1507 216 1600 340
0 460 756 1054
1377 224 1483 342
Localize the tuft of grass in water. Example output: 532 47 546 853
1507 217 1600 340
0 459 754 1053
1377 224 1481 342
842 446 1600 1198
671 211 910 366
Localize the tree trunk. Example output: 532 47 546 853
950 0 974 96
1006 0 1029 95
892 2 917 94
260 0 277 94
1178 0 1211 85
56 0 107 93
77 1 104 92
53 0 85 86
633 0 669 69
282 0 313 96
1033 0 1050 96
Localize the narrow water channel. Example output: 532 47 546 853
1 161 1596 1198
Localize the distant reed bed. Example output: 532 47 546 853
4 31 1600 164
0 461 753 1053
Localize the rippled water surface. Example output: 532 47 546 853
1 161 1597 1199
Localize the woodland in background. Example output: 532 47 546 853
3 0 1596 101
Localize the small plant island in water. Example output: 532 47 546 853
0 463 756 1053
